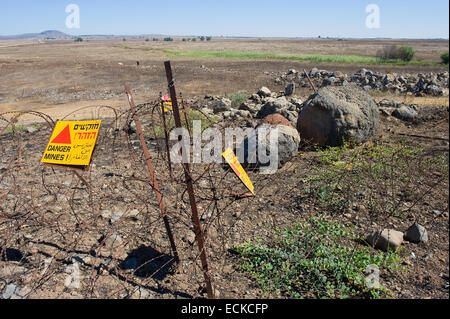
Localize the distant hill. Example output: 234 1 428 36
0 30 73 40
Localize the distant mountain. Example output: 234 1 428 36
0 30 73 40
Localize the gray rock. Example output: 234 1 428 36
309 68 319 77
256 96 290 119
250 94 262 104
100 210 112 219
237 110 251 118
285 83 295 96
184 231 196 245
258 87 272 98
105 233 123 248
280 110 298 127
323 77 337 86
426 85 443 96
236 124 300 173
404 223 429 243
110 210 124 223
392 105 418 122
297 84 380 147
2 284 17 299
10 286 31 299
212 98 231 114
289 97 303 109
222 111 232 119
366 229 404 251
26 126 38 134
126 209 140 219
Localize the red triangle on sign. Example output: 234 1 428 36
51 125 72 145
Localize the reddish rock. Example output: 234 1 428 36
260 114 294 129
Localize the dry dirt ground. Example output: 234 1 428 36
1 38 448 118
0 39 449 299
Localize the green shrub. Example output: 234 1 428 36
228 91 248 108
74 37 83 42
441 52 449 64
377 45 415 61
236 217 401 299
398 46 415 62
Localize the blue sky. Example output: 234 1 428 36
0 0 448 38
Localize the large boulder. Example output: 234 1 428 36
236 124 300 174
297 84 379 146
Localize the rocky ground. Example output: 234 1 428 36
0 68 449 299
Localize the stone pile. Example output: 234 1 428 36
275 68 449 96
201 87 302 128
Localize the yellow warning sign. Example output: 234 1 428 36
161 95 173 113
41 120 101 167
222 149 255 195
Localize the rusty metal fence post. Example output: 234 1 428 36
164 61 215 299
125 84 179 264
159 92 174 181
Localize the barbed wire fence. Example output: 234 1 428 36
0 69 317 299
2 62 447 300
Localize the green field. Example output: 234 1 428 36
165 50 441 66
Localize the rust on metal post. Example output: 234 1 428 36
179 93 191 136
164 61 215 299
159 92 174 181
304 69 317 93
125 85 179 264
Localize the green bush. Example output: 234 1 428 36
377 45 415 62
74 37 83 42
398 46 415 62
228 91 248 108
441 52 449 64
236 217 401 299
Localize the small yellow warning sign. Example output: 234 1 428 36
161 95 173 113
222 149 255 195
41 120 101 167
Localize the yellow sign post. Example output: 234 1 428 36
222 149 255 195
41 120 101 168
